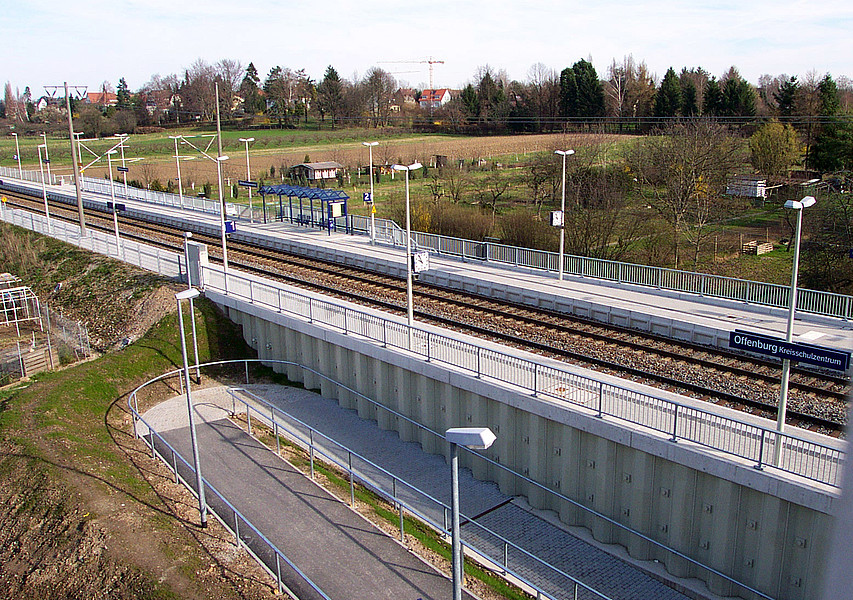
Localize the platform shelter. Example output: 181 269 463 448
258 184 349 234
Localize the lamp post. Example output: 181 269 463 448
554 149 575 281
37 144 52 233
775 195 816 465
391 161 422 349
11 132 22 178
445 427 497 600
169 135 186 209
41 132 52 183
176 287 207 527
239 137 255 222
363 141 379 244
106 149 122 256
114 133 129 198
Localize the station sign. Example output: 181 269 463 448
238 180 258 188
729 329 850 372
550 210 564 227
106 202 126 212
363 192 373 204
225 220 237 234
117 166 129 173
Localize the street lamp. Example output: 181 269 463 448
775 195 816 464
11 132 22 177
114 133 129 198
554 149 575 281
176 287 207 528
41 132 52 183
391 161 422 349
37 144 52 233
106 149 122 257
363 141 379 244
445 427 497 600
239 137 255 222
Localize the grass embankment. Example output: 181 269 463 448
0 249 277 599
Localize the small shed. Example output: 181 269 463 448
289 162 343 182
727 175 767 198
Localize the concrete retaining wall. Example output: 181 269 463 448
209 290 835 600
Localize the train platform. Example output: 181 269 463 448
4 175 851 354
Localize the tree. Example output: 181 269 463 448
654 67 682 118
629 119 745 268
475 66 510 124
116 77 132 110
317 66 344 127
680 80 698 116
749 120 800 178
363 67 396 127
801 190 853 293
216 58 244 118
819 74 840 116
774 76 799 119
459 84 479 118
559 59 605 118
810 120 853 172
721 71 756 117
702 78 724 116
526 63 559 131
240 62 264 114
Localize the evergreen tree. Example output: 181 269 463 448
774 76 798 119
459 84 479 118
680 80 698 116
722 75 755 117
317 65 344 127
702 77 724 116
240 62 264 114
654 67 682 118
819 74 840 116
116 77 132 110
811 120 853 172
559 59 605 118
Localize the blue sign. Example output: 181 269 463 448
107 202 126 212
117 166 129 173
225 220 237 234
238 179 258 188
729 330 850 372
363 192 373 203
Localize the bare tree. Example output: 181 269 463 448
363 67 396 127
441 165 471 203
182 59 217 121
629 119 745 269
216 58 244 118
526 63 559 131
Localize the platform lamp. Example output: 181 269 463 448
176 287 207 527
445 427 497 600
41 132 52 183
554 149 575 281
37 144 52 233
11 132 22 177
775 195 816 465
106 149 122 256
391 161 422 350
239 137 255 222
362 141 379 244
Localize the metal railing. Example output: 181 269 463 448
0 165 57 186
128 371 331 600
225 382 613 600
202 264 846 488
351 216 853 321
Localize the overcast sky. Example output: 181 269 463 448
3 0 851 94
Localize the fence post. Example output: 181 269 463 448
234 511 240 545
245 361 250 384
399 505 405 542
348 452 355 506
597 382 603 418
172 450 179 484
476 347 482 378
671 405 680 442
309 430 315 479
532 364 538 397
755 430 766 471
426 332 431 362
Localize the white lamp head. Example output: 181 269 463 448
176 288 200 301
446 427 497 450
785 196 816 210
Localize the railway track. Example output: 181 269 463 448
3 188 849 433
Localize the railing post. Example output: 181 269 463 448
249 281 254 303
275 554 282 594
532 364 538 397
755 429 766 471
309 430 315 479
308 298 313 323
503 543 508 573
234 511 240 545
476 347 482 378
399 504 405 542
275 420 281 455
245 361 250 384
343 308 348 335
348 452 355 506
172 450 179 484
382 321 387 348
597 382 603 418
671 405 680 442
426 332 431 362
247 408 252 436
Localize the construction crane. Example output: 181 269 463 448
379 57 444 90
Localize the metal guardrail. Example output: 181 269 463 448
0 165 57 186
202 265 846 489
225 383 613 600
351 215 853 322
128 370 331 600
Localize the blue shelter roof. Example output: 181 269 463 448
259 184 349 202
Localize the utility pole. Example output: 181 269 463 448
46 83 87 234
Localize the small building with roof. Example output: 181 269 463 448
289 161 344 183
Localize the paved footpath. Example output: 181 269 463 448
141 385 697 600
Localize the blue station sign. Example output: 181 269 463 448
729 330 850 372
238 180 258 188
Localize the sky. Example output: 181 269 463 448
2 0 852 95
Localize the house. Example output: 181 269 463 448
726 175 767 198
419 89 452 109
289 162 344 182
391 88 418 112
86 91 118 108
